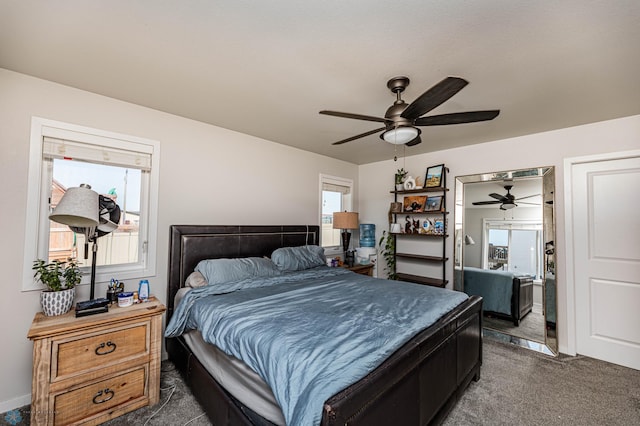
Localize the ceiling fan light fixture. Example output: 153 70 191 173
382 126 420 145
501 201 517 210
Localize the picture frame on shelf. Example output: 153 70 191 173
425 195 443 212
403 195 427 212
425 164 444 188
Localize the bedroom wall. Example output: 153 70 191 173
0 68 358 411
358 113 640 356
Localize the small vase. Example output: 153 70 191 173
41 288 75 316
395 183 404 191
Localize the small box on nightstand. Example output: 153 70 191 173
343 263 375 276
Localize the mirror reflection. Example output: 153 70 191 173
454 167 557 355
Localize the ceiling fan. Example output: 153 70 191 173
320 76 500 146
472 185 540 210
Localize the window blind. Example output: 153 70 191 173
43 136 152 171
322 182 351 194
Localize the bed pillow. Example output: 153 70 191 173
271 245 326 271
194 257 281 285
185 271 208 288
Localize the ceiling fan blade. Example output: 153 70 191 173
405 135 422 146
414 110 500 126
515 194 541 201
401 77 468 120
331 127 386 145
489 193 506 201
320 110 389 123
472 200 501 205
518 201 541 206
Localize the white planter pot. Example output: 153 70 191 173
41 288 75 316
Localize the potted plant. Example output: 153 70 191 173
378 230 397 280
33 259 82 316
395 168 408 190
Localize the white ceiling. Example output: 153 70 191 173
2 1 639 165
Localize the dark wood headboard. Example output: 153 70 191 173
166 225 320 321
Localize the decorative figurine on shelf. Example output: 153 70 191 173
403 176 416 190
414 176 423 189
424 218 435 234
405 215 412 234
412 219 420 234
419 220 428 234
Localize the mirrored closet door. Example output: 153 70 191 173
454 167 557 355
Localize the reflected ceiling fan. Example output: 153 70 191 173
320 76 500 146
472 185 540 210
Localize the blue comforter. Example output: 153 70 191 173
165 266 468 425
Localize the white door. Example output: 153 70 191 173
571 154 640 370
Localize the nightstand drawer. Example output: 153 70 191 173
55 323 148 379
53 367 146 425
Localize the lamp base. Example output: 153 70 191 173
341 230 351 256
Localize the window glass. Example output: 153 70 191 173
487 229 509 270
320 175 353 249
322 190 343 248
49 159 143 268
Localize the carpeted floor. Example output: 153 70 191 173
3 338 639 425
483 307 545 343
442 338 640 425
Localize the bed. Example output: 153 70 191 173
463 267 533 326
165 225 482 425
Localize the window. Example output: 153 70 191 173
22 118 160 291
319 174 353 250
482 219 542 278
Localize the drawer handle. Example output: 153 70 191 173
92 388 115 404
95 341 117 355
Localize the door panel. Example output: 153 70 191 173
573 155 640 370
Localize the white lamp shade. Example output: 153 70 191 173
333 212 359 230
50 186 100 228
382 127 419 145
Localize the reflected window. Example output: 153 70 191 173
483 220 542 278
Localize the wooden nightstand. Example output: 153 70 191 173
343 263 375 276
27 297 166 425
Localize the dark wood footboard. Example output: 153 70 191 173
321 296 482 426
511 276 533 326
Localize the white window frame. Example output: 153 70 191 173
22 117 160 291
319 174 354 255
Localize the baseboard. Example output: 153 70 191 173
0 393 30 414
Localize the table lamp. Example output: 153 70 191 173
333 211 359 257
49 184 111 316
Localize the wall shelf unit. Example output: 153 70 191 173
390 166 449 287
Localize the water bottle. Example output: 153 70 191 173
138 279 150 301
